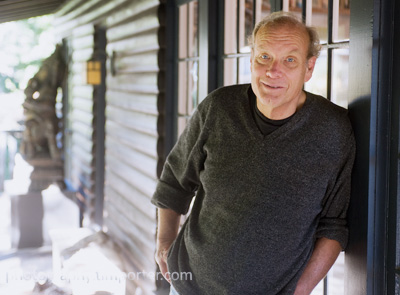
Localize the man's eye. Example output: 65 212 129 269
287 57 295 62
260 54 269 59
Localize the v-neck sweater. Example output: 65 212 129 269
152 84 356 295
250 87 295 135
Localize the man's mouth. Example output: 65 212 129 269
264 83 283 89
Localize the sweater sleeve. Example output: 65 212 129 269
315 130 356 250
151 101 209 215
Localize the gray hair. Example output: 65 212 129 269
248 11 321 59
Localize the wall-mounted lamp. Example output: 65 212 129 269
86 60 102 85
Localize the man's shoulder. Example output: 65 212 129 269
199 84 250 110
305 92 354 139
207 84 250 99
307 92 349 120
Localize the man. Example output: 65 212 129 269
152 11 355 295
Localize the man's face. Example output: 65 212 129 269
250 24 316 119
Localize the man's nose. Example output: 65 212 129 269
266 60 282 78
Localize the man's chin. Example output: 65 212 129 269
257 94 282 106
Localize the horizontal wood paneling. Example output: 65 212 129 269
111 51 159 75
105 204 155 266
71 48 93 62
106 120 158 158
105 170 155 220
70 85 93 99
71 120 93 139
71 145 93 169
56 1 161 293
106 33 159 55
107 10 159 42
61 21 95 197
107 90 158 114
70 132 93 154
70 109 93 127
106 140 157 180
54 0 130 38
104 0 159 28
105 186 156 233
106 153 157 198
106 105 157 136
106 198 156 252
104 219 156 292
70 96 93 113
71 23 95 39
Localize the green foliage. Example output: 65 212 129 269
0 15 56 93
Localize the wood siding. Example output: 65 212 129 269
55 1 161 294
66 24 96 204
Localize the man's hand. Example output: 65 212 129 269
156 241 173 282
155 208 181 282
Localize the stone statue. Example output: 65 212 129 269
20 44 66 191
20 44 65 161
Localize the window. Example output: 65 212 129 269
299 0 350 109
177 1 199 136
223 0 272 86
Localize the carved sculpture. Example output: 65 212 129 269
20 44 65 161
20 44 66 191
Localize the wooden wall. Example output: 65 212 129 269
54 0 161 294
103 0 160 293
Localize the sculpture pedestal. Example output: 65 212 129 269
5 153 63 248
10 192 44 248
25 155 64 192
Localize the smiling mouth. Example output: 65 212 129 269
265 84 283 89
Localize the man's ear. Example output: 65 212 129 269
304 56 317 82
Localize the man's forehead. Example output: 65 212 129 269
257 23 307 38
254 25 309 51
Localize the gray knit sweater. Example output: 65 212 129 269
152 84 355 295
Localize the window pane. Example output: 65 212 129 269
238 56 251 84
288 0 302 20
256 0 271 23
304 49 328 98
239 0 253 53
313 279 324 295
224 0 238 54
179 2 199 58
178 5 188 59
177 1 199 133
178 62 188 115
188 60 199 114
312 253 345 295
224 58 238 86
188 1 199 57
331 48 349 108
289 0 302 11
326 252 345 295
333 0 350 42
312 0 328 43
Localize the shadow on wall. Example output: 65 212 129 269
345 95 370 295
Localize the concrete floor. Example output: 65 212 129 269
0 184 128 295
0 183 80 295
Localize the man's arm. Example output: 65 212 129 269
294 237 342 295
155 208 181 283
